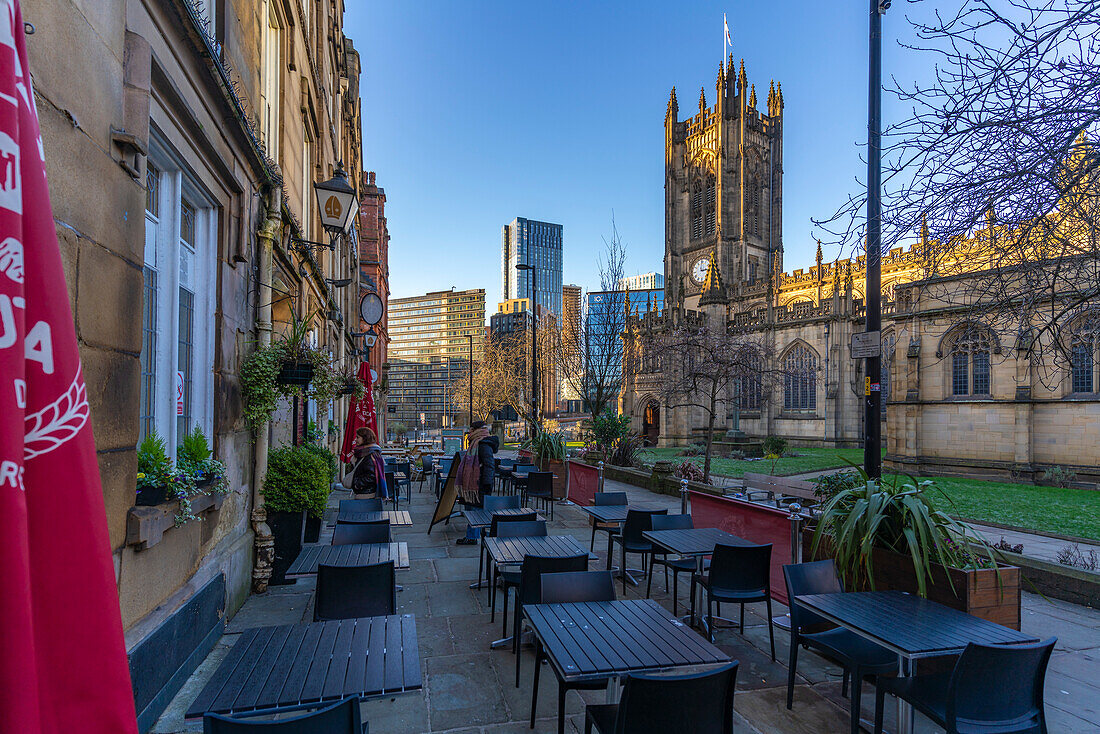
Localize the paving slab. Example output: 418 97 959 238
425 653 512 730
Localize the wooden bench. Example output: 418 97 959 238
741 473 819 509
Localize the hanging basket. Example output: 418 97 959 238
338 381 358 395
277 361 314 386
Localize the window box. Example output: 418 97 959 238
277 361 314 386
136 484 171 506
126 493 225 551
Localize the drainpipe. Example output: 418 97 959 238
251 187 281 593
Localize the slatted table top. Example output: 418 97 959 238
524 598 731 684
641 527 752 556
286 543 411 578
461 507 541 529
795 591 1038 659
332 510 413 526
484 535 596 566
185 615 421 719
578 504 658 524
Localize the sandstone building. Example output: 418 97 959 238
621 59 1099 484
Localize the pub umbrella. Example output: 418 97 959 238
339 361 377 464
0 2 138 731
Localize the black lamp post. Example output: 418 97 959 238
864 0 887 478
516 262 539 436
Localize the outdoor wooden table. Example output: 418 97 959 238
483 534 597 567
795 590 1040 734
285 542 410 578
184 614 421 720
523 598 730 686
462 506 541 530
332 509 412 526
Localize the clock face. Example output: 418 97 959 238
691 257 711 284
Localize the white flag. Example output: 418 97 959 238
724 14 732 46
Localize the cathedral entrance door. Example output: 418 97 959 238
642 401 660 447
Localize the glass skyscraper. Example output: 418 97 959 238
501 217 563 317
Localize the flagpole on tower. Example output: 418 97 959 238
724 13 732 61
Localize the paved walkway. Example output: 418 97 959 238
153 472 1100 733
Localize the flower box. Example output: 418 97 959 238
136 484 170 506
277 362 314 386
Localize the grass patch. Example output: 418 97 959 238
636 446 866 478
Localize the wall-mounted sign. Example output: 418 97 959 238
851 331 881 359
176 371 184 415
360 292 383 325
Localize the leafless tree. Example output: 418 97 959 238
654 321 780 484
448 333 525 424
814 0 1100 383
548 217 629 423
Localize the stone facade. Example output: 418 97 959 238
25 0 363 651
622 61 1100 483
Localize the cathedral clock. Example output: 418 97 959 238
690 255 711 284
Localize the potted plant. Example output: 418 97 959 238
136 431 172 506
810 469 1022 628
581 408 631 465
335 362 366 398
301 441 338 543
276 311 315 386
176 425 228 493
524 431 568 499
262 445 332 585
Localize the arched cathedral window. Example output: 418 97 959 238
783 345 817 412
691 174 716 240
750 182 761 236
737 354 763 411
950 328 991 396
1069 313 1099 394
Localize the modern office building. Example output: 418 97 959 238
585 287 665 401
501 217 563 317
618 272 665 291
489 299 558 421
388 288 485 430
560 284 584 406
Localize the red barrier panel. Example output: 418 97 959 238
566 460 599 506
689 490 794 605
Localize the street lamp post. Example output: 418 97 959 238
516 262 539 436
864 0 887 478
466 334 474 427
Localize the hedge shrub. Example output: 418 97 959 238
263 446 331 518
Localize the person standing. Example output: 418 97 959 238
456 421 499 545
350 428 388 499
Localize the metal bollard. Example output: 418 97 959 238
680 478 690 515
788 502 803 565
597 461 605 494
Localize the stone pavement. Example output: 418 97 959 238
153 473 1100 733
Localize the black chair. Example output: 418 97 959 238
393 461 412 503
531 571 617 734
495 459 515 490
483 494 522 512
203 695 364 733
339 498 383 513
589 491 628 553
646 513 707 616
583 661 739 734
873 637 1056 734
332 522 391 546
512 554 590 688
489 516 546 621
783 560 896 734
508 463 537 495
479 509 538 596
314 562 396 621
525 471 556 520
435 458 454 497
384 471 397 509
610 509 667 594
416 455 435 492
690 543 776 660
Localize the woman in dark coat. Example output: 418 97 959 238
456 421 499 545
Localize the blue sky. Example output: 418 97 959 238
345 1 923 305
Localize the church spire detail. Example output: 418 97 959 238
666 86 678 118
699 250 727 306
748 83 757 110
698 86 707 115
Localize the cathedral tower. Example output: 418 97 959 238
664 56 784 310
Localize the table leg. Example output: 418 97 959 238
896 656 915 734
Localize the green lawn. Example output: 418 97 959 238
636 446 866 478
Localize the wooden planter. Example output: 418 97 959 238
806 531 1022 630
277 362 314 386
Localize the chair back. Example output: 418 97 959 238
526 471 553 495
710 543 771 593
396 461 410 477
489 511 539 536
650 514 693 532
594 491 628 506
514 463 537 475
332 522 391 545
622 509 668 544
613 661 739 734
518 554 589 606
493 520 548 538
314 562 396 621
483 494 522 511
385 470 395 491
421 454 435 472
541 570 616 604
946 638 1056 731
339 498 383 513
203 695 362 732
498 459 516 470
782 560 842 633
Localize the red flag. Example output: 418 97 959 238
0 1 138 731
339 361 378 463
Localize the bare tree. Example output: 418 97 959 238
448 333 525 424
549 217 629 423
814 0 1100 380
654 321 780 484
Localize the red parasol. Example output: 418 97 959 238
339 361 377 463
0 1 138 731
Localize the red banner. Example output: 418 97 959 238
566 460 599 506
339 361 375 463
689 491 795 604
0 1 138 731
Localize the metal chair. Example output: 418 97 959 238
202 695 364 733
314 561 396 621
393 461 412 503
690 543 776 660
610 509 667 594
646 513 706 616
384 471 397 510
873 637 1056 734
583 661 739 734
531 571 617 734
589 491 628 553
507 463 537 495
332 522 391 546
485 512 541 613
783 560 896 734
415 454 435 492
524 471 556 520
483 494 522 512
339 498 383 513
512 554 590 688
435 458 454 497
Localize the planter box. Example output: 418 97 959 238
806 531 1022 629
277 362 314 386
126 492 225 550
268 510 307 586
541 458 568 500
136 484 170 506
